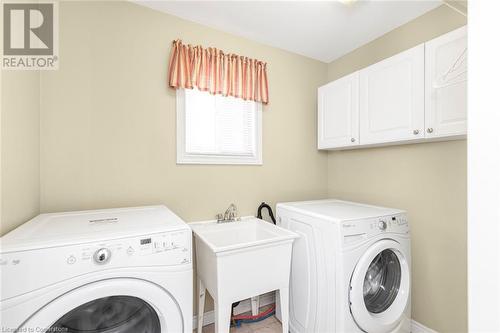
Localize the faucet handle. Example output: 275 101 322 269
229 203 238 220
216 213 224 222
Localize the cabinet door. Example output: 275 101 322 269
317 72 359 149
359 45 425 145
425 26 467 138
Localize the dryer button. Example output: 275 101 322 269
93 248 111 264
67 255 76 265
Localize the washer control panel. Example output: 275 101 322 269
342 213 409 239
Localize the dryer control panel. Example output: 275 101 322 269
0 228 192 300
75 229 191 266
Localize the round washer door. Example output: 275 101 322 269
20 278 184 333
349 239 410 333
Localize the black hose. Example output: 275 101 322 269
256 202 276 224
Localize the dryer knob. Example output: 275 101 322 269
94 248 111 264
378 220 387 231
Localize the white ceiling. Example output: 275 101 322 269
136 0 443 63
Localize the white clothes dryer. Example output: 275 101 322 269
276 199 411 333
0 205 193 333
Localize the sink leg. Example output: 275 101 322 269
214 301 232 333
197 279 206 333
251 296 260 316
279 288 289 333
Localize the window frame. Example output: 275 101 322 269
176 89 263 165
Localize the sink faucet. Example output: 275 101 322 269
217 203 240 223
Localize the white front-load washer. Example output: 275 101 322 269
276 199 411 333
0 205 193 333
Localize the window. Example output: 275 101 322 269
177 88 262 165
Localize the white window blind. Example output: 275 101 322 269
177 88 262 164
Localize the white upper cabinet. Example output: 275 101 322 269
359 44 425 145
317 72 359 149
317 26 467 150
425 26 467 138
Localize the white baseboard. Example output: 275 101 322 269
411 320 438 333
192 292 276 329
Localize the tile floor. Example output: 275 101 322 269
197 314 282 333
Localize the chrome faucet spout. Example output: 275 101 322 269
217 203 239 223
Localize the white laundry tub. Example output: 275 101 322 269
190 217 298 333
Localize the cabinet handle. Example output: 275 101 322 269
427 128 434 134
413 129 420 135
351 138 356 143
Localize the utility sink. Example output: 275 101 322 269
190 217 298 333
191 217 297 253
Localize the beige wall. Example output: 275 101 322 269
0 70 41 235
40 0 328 223
327 5 467 333
38 0 328 312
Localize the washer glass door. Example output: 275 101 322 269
49 296 160 332
363 249 401 314
349 239 410 333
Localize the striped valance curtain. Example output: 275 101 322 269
168 39 269 104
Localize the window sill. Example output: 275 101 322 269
177 154 263 165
